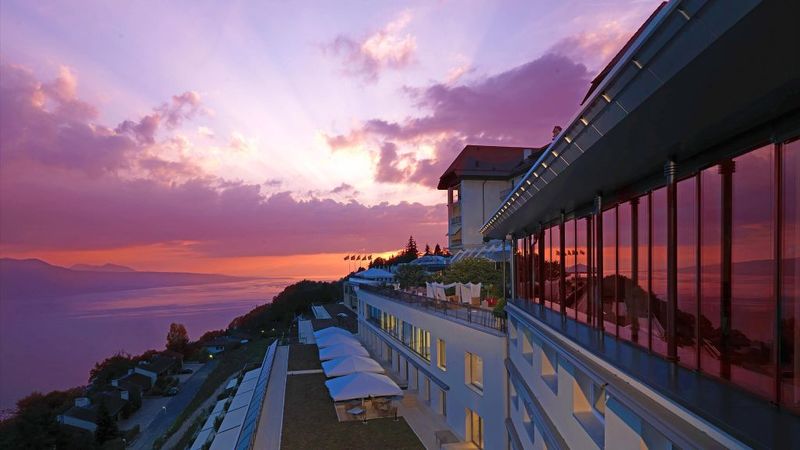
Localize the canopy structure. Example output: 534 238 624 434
319 343 369 361
313 327 352 339
324 372 403 401
322 355 385 378
316 333 361 349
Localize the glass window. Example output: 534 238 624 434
618 202 634 342
677 176 699 369
552 224 563 310
700 165 723 376
565 219 577 318
576 217 590 323
437 339 447 370
781 138 800 412
466 352 483 391
466 408 484 449
730 144 774 399
635 194 651 349
602 207 617 335
651 187 669 356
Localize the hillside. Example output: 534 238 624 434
0 258 249 300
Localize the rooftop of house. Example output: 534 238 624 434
138 354 178 374
311 303 358 334
437 145 546 190
120 372 152 390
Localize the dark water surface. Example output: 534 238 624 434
0 278 288 412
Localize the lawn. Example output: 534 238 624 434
287 344 322 371
280 372 423 450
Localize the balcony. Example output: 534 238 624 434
507 298 800 449
449 215 461 227
359 285 506 334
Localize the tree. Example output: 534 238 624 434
94 399 118 444
440 258 503 298
404 236 419 258
433 244 443 256
424 244 431 255
166 323 189 354
395 265 430 289
89 352 135 387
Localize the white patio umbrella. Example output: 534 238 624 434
322 355 385 378
324 372 403 401
316 333 361 349
319 343 369 361
313 327 352 339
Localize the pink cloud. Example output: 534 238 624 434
325 11 417 83
0 63 446 257
326 52 591 186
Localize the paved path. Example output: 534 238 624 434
252 346 289 450
130 360 218 450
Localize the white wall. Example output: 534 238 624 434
459 179 512 249
57 414 97 432
357 289 507 449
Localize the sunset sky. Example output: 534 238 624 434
0 0 660 278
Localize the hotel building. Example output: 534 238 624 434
481 1 800 449
356 286 508 449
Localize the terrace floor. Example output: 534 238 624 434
279 344 424 450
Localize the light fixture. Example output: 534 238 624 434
580 117 589 126
632 59 643 69
564 136 572 143
602 93 611 103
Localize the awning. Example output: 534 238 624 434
324 372 403 402
315 333 361 349
319 343 369 361
322 355 385 378
313 327 352 339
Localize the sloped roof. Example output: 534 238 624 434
437 145 532 190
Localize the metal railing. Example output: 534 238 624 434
360 285 507 333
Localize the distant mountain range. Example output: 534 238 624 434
0 258 250 300
70 263 136 272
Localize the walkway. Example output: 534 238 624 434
252 345 289 450
130 360 218 450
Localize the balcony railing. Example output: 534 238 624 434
449 215 462 226
360 285 506 333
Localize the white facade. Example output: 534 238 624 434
356 288 507 450
448 179 512 251
505 305 746 450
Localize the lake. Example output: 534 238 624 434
0 278 289 413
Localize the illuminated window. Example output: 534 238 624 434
437 339 447 370
466 408 484 449
465 352 484 392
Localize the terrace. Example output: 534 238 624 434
280 344 424 450
359 284 506 334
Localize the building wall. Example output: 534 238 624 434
356 289 507 449
58 415 97 432
458 179 512 249
505 308 745 450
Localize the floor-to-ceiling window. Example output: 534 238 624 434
618 202 634 341
700 164 723 377
730 144 775 399
602 207 617 335
509 138 799 408
781 138 800 412
677 176 699 369
651 187 669 357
